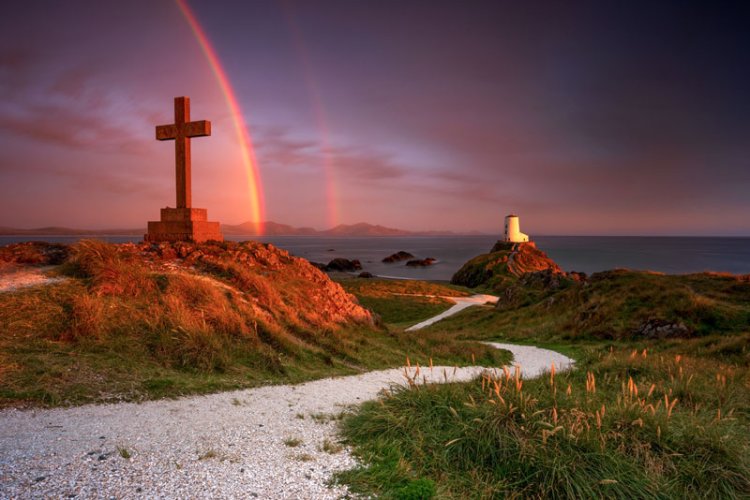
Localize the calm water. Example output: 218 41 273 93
3 235 750 280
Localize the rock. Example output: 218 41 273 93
382 251 415 263
309 261 327 271
357 272 374 278
636 319 692 339
324 258 362 272
519 268 564 289
489 241 517 253
405 258 436 267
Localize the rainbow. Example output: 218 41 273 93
175 0 265 234
281 5 340 228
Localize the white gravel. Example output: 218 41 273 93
405 294 499 331
0 294 574 499
0 266 65 293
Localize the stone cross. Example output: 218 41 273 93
155 96 211 209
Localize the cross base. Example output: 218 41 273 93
145 207 223 243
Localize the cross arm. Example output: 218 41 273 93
156 124 178 141
185 120 211 138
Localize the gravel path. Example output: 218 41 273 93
405 294 498 331
0 266 65 293
0 298 574 499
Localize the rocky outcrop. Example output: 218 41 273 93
451 242 564 290
635 319 692 339
382 251 415 263
324 258 363 272
405 258 436 267
519 268 567 290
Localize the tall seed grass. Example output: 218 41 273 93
339 348 750 498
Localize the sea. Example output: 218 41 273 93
2 235 750 281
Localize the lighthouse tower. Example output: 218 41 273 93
504 214 529 243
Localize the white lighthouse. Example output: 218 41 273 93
504 214 529 243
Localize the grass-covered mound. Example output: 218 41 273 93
0 240 504 407
451 241 566 292
442 269 750 342
339 346 750 498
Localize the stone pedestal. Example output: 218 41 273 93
145 207 223 243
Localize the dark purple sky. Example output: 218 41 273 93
1 1 748 235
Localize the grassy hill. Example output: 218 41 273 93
0 240 503 407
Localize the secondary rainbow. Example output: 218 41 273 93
175 0 265 234
281 4 340 228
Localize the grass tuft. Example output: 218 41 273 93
320 438 344 454
283 437 303 447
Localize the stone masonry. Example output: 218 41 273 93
145 96 223 243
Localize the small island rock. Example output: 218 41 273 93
405 257 436 267
325 258 363 272
382 251 415 263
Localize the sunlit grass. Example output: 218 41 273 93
338 347 750 498
0 240 506 407
336 277 468 326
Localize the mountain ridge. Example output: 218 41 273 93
0 222 486 237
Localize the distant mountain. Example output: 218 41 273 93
0 222 486 237
321 223 412 237
225 221 483 236
0 226 144 236
222 221 318 236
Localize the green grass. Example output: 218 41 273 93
354 295 453 326
336 277 471 298
421 270 750 344
336 277 468 326
338 345 750 498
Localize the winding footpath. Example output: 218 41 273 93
405 294 498 331
0 294 574 499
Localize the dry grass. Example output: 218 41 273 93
0 240 508 407
283 437 303 447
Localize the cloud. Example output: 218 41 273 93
254 127 407 182
0 60 156 155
